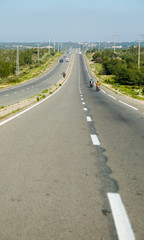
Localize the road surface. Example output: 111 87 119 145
0 55 71 106
0 53 144 240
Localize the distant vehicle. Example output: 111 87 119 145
62 72 66 78
66 58 69 62
59 59 63 63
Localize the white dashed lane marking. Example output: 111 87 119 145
83 108 88 111
90 134 100 145
86 116 92 122
107 193 135 240
82 102 85 105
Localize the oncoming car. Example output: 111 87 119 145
66 58 69 62
59 59 63 63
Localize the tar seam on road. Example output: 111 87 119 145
79 54 136 240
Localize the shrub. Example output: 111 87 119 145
9 77 21 83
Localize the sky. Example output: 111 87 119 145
0 0 144 42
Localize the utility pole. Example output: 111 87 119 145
16 46 19 76
58 42 59 52
105 41 107 50
114 32 116 53
99 41 100 51
54 41 55 53
49 37 50 53
138 33 140 69
37 44 39 63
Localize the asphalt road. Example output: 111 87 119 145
0 55 71 106
0 53 144 240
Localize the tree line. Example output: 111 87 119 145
0 48 55 78
88 47 144 86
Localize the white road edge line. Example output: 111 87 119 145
108 94 116 100
107 193 135 240
90 134 100 145
0 55 75 127
86 116 92 122
101 89 107 94
118 100 138 111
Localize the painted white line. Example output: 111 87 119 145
21 89 24 92
27 88 29 90
107 193 135 240
4 94 8 97
86 116 92 122
81 98 84 101
119 100 138 111
83 108 88 111
80 94 83 97
82 102 85 105
90 134 100 145
108 94 116 100
14 92 17 94
101 89 107 94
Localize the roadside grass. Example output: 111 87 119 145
85 53 144 101
85 53 91 60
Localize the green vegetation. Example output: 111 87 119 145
86 47 144 99
0 48 62 87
